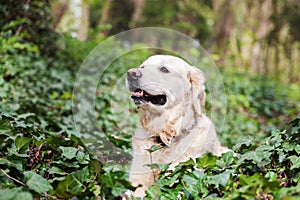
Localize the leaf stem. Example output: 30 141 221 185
0 168 27 187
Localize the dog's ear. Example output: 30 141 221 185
188 66 206 116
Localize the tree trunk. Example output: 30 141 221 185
274 44 280 80
289 43 298 83
130 0 145 27
209 0 234 65
264 45 270 76
50 0 69 29
77 0 89 41
99 0 113 36
250 0 272 74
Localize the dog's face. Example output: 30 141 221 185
126 55 205 114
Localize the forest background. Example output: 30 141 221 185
0 0 300 199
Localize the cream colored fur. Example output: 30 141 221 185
126 55 229 197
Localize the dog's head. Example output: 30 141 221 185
126 55 206 116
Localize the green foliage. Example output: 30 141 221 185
0 5 130 198
144 118 300 199
24 171 53 194
1 1 300 198
219 71 298 146
0 0 59 56
0 187 33 200
1 29 299 198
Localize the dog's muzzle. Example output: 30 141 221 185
126 68 167 106
126 68 142 91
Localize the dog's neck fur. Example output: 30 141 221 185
138 95 198 146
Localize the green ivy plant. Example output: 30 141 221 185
1 5 300 198
143 116 300 199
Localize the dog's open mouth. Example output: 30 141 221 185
131 89 167 106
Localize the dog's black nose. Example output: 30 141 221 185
126 69 142 80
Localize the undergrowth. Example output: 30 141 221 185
1 13 300 199
145 117 300 199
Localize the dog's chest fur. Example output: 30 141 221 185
132 112 215 166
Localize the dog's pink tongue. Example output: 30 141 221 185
132 90 143 97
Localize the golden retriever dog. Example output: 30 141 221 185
126 55 229 197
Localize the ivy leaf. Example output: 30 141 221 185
59 146 78 159
289 155 300 170
17 113 35 119
239 173 261 187
0 188 32 200
111 182 129 196
0 117 12 135
146 163 169 172
15 136 32 151
182 174 207 196
107 134 131 149
196 153 217 169
76 150 90 164
56 174 83 198
0 158 23 171
146 145 165 153
265 171 277 182
56 167 89 198
182 170 208 196
37 116 48 129
24 171 53 194
207 170 234 188
15 191 33 200
49 167 66 175
233 136 253 151
222 151 235 164
266 130 284 147
289 117 300 127
217 151 235 167
146 183 162 199
71 166 89 183
0 188 19 200
238 147 272 166
295 145 300 154
171 158 195 174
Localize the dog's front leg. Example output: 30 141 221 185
129 137 157 197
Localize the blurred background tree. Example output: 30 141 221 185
49 0 299 83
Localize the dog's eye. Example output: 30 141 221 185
160 66 169 73
140 65 145 69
